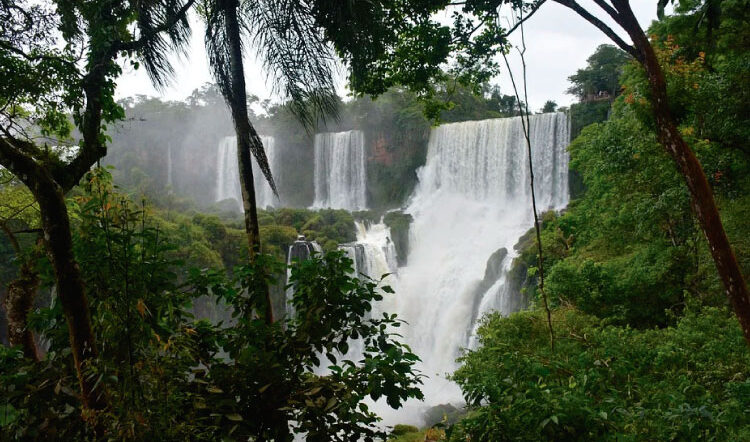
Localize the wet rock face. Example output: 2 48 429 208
482 247 508 288
383 210 412 267
287 240 317 262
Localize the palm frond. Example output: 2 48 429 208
204 0 233 102
242 0 339 130
135 0 193 88
204 0 278 198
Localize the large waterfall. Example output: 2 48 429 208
313 130 367 210
369 112 570 425
215 136 278 210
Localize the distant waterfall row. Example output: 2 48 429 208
214 130 367 211
214 136 277 210
313 130 367 211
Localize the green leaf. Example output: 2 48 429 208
0 404 18 426
225 413 243 422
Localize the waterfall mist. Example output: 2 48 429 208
313 130 367 210
215 136 278 211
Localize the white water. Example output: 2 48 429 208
215 136 278 211
313 130 367 210
359 112 570 426
167 143 173 188
340 221 399 281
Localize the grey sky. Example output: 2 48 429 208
115 1 658 112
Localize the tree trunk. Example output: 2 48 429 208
610 1 750 344
36 181 105 411
0 139 106 409
223 0 274 324
1 225 41 361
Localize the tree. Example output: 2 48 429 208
0 0 196 414
551 0 750 344
567 44 630 100
541 100 558 113
202 0 340 324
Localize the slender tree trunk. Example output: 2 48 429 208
5 260 40 360
223 0 274 324
0 139 105 409
609 0 750 345
1 225 40 360
556 0 750 344
36 182 105 411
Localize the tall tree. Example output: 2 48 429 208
549 0 750 344
0 0 196 413
203 0 340 323
566 44 630 100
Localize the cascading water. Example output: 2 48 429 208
313 130 367 210
215 135 278 211
167 143 173 188
340 221 399 281
371 112 570 426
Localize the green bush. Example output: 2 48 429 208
392 424 420 436
450 306 750 441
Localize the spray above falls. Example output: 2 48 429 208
215 136 278 211
313 130 367 210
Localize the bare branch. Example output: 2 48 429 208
553 0 641 61
502 0 547 39
590 0 621 23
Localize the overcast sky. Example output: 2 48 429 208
115 1 659 112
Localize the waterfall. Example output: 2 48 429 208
166 143 173 188
215 137 238 208
254 137 278 209
374 112 570 425
313 130 367 210
339 221 398 281
214 136 278 211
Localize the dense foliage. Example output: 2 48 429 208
2 0 749 440
566 45 630 100
451 306 750 441
0 171 422 440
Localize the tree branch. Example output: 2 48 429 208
502 0 547 38
0 221 21 256
553 0 641 61
0 137 43 187
590 0 621 23
0 40 77 68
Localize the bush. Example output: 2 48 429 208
450 305 750 441
392 424 419 436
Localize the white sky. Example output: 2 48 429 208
115 1 659 112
